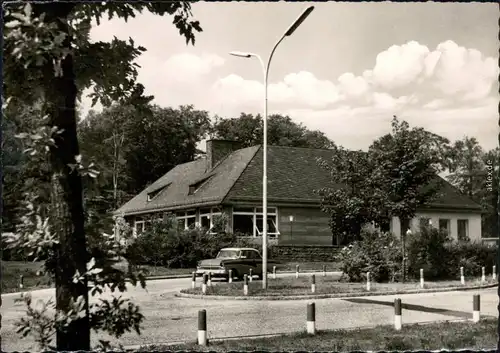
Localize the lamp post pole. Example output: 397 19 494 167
230 6 314 289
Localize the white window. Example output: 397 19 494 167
457 219 469 241
199 207 222 234
232 207 279 238
147 183 171 202
133 216 163 236
176 209 197 231
133 220 145 237
439 218 450 235
419 217 431 230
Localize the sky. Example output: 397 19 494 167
82 2 499 152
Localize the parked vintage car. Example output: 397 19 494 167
196 247 280 281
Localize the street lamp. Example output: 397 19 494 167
403 228 411 282
230 6 314 289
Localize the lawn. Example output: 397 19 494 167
1 260 196 293
1 261 52 294
145 318 498 351
182 274 497 297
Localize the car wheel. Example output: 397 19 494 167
230 269 239 281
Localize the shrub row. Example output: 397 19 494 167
340 226 497 282
125 218 255 268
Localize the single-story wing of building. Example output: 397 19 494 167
113 139 483 246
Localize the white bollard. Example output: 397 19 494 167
19 275 24 290
272 266 276 279
243 274 248 296
296 265 300 279
420 268 424 289
191 272 196 289
207 272 212 287
493 265 496 280
472 294 480 323
198 310 207 346
311 274 316 293
366 272 371 291
394 298 402 331
306 303 316 335
202 273 207 295
228 269 233 283
249 269 253 282
481 267 486 282
460 266 465 285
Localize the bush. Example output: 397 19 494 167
125 217 261 269
339 227 402 282
444 241 497 278
407 225 497 280
406 225 452 280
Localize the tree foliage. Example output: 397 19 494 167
79 104 211 207
446 137 485 199
211 113 334 149
445 137 499 238
3 2 202 350
368 116 450 233
319 117 451 243
317 145 382 244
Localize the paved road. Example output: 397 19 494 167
1 274 498 351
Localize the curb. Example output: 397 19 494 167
143 274 193 280
175 282 498 301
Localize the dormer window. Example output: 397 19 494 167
147 183 171 202
188 174 214 195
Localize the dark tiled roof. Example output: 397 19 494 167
224 146 340 204
114 146 259 215
115 144 482 216
225 146 482 211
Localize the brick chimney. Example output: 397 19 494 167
206 139 243 170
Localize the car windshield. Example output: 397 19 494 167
216 250 240 259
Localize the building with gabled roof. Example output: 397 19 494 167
114 140 483 245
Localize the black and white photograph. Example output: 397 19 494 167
1 1 499 351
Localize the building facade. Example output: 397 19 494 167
115 140 483 245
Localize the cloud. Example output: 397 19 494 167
370 92 411 110
78 41 497 152
337 72 370 99
161 53 225 82
212 71 340 109
211 39 497 113
429 40 498 100
371 41 431 89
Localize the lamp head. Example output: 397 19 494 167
229 51 252 58
284 6 314 36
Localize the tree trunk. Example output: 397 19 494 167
39 3 90 350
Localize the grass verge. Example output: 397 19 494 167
181 275 497 297
277 261 341 272
144 318 497 351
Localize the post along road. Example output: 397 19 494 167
1 273 498 351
